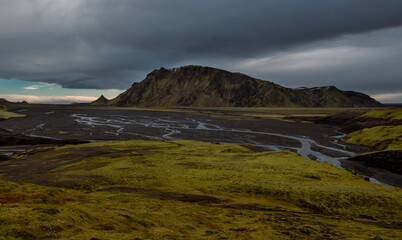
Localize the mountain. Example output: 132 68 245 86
91 95 110 105
103 65 382 108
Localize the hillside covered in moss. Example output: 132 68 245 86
1 140 401 239
342 108 402 178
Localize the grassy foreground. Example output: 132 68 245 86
1 140 401 239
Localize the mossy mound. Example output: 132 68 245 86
345 125 402 151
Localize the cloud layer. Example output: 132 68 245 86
224 27 402 94
0 0 401 101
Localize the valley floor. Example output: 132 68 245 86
0 105 401 239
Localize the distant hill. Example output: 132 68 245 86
0 98 28 107
99 65 382 108
0 98 10 109
0 98 10 104
91 95 110 105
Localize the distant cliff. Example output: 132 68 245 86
97 65 382 107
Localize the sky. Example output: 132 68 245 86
0 0 401 104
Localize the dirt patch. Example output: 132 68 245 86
353 220 402 230
97 187 222 204
0 155 11 161
0 146 119 182
0 128 87 146
340 159 402 188
0 193 27 204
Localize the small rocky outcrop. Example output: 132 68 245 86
91 95 110 105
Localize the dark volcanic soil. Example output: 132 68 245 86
0 128 86 146
0 105 366 153
341 159 402 188
340 150 402 187
349 151 402 175
1 105 398 187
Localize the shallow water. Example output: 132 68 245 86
69 113 353 168
0 108 386 185
0 149 26 156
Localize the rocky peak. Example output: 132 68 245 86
91 95 109 105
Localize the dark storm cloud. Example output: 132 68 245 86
0 0 402 92
223 26 402 94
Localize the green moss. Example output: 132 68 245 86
0 109 25 119
56 131 69 135
361 108 402 120
345 125 402 150
1 140 401 239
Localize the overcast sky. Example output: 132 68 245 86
0 0 402 103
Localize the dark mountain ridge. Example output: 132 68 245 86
98 65 382 107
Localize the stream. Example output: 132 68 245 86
70 113 354 168
0 108 385 185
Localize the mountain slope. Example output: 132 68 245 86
105 65 382 107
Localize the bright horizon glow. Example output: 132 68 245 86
1 77 401 104
371 92 402 102
0 78 123 104
0 94 97 104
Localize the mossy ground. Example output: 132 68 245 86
114 107 345 122
345 108 402 151
0 109 25 120
345 125 402 150
1 140 401 239
361 108 402 121
188 107 349 121
174 107 349 122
